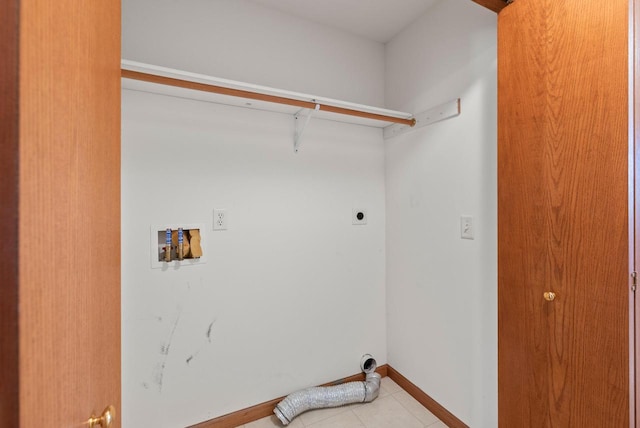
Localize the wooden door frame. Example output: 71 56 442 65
472 0 508 13
634 0 640 425
0 0 20 425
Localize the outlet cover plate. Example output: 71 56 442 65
213 208 228 231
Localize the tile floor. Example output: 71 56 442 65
238 378 447 428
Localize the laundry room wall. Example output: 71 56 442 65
122 0 385 107
121 1 387 426
384 0 498 426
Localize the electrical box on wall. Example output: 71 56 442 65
352 208 367 225
150 223 207 269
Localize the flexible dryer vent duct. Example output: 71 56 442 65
273 355 381 426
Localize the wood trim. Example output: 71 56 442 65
387 366 469 428
471 0 508 13
629 0 640 427
189 365 389 428
189 365 469 428
0 0 20 425
121 69 416 127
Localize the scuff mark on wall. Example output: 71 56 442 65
152 362 166 390
163 309 182 355
185 317 217 366
151 307 183 391
206 318 216 343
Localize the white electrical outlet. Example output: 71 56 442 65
352 209 367 225
461 216 474 240
213 209 228 231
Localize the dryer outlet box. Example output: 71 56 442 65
352 209 368 225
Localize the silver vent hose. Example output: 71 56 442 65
273 355 381 426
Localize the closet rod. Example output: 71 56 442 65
121 69 416 127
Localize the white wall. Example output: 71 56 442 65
122 0 385 107
122 3 391 426
123 0 499 426
121 90 387 427
384 1 497 427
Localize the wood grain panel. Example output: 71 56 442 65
386 366 469 428
190 366 388 428
498 1 550 425
0 0 20 426
499 0 629 426
544 2 628 425
471 0 508 13
18 0 121 426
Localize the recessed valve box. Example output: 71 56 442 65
150 224 207 269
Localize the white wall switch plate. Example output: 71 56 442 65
353 208 367 225
461 216 474 240
213 209 228 231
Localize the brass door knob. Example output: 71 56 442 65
543 292 556 302
88 405 115 428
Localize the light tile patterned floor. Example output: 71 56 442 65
237 378 447 428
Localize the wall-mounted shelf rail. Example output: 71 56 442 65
121 60 416 128
121 61 461 148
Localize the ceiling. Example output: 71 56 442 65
247 0 439 43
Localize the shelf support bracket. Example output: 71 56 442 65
294 103 321 153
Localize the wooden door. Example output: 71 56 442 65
498 0 631 426
0 0 121 426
